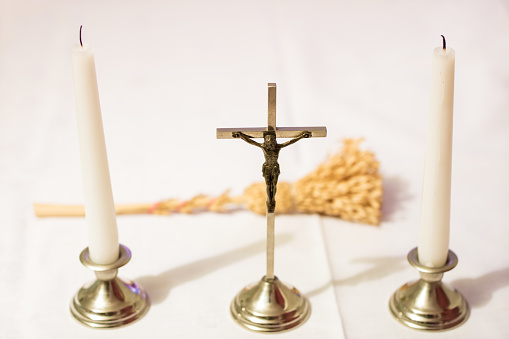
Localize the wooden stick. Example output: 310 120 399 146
33 203 153 217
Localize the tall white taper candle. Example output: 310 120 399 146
417 36 455 268
71 29 119 265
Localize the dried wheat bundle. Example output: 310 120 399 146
34 139 382 225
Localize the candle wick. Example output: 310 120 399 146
79 25 83 47
441 35 446 50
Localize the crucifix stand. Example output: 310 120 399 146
217 83 326 333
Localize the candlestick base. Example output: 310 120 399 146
230 275 311 333
70 244 150 328
389 248 469 331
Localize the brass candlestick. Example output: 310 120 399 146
70 244 150 328
389 247 469 331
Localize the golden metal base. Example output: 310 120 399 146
389 248 469 331
231 276 311 333
70 244 150 328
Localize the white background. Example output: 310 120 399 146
1 0 508 338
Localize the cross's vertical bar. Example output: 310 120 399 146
268 83 276 131
266 212 275 280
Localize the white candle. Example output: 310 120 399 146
72 40 119 265
417 37 455 268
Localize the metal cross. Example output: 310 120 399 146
216 83 327 280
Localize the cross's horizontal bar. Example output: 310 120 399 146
216 126 327 139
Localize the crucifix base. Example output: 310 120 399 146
230 276 311 333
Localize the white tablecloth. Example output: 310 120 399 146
1 0 508 338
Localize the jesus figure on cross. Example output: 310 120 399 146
232 130 311 213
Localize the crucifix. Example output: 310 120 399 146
217 83 326 332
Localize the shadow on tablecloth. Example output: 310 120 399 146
452 267 509 308
305 255 407 297
135 233 294 304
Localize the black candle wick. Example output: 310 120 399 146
441 35 446 50
79 25 83 47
